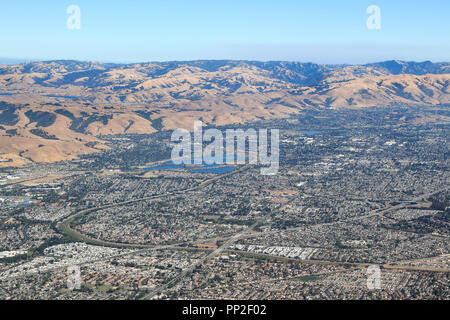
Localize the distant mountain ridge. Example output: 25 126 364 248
365 60 450 75
1 59 448 84
0 59 449 166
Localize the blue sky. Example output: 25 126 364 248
1 0 449 64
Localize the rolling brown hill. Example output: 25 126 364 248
0 60 449 167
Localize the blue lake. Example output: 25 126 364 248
191 166 236 174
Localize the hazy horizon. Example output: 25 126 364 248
1 57 449 66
